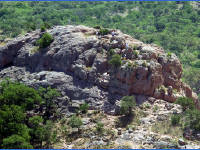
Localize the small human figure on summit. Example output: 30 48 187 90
125 42 129 50
111 30 115 37
96 31 99 36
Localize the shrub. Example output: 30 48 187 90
40 23 51 32
40 25 46 32
142 61 148 67
38 87 60 119
44 22 51 29
175 97 195 111
171 114 181 126
29 23 36 31
68 115 82 128
94 25 101 29
132 45 138 50
80 103 89 113
158 85 167 94
154 21 165 32
120 96 136 116
99 28 109 35
174 97 200 132
96 122 104 133
153 105 159 112
109 54 122 68
167 52 172 58
37 32 53 48
127 61 132 68
28 116 43 129
192 60 200 68
133 50 139 57
108 49 115 56
185 109 200 131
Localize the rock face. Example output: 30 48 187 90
0 25 198 114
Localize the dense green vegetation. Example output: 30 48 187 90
36 32 54 48
68 115 82 129
0 1 199 96
95 122 104 133
120 96 136 116
109 54 122 68
172 97 200 132
0 79 60 148
79 103 89 114
175 97 195 111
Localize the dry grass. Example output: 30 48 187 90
0 42 6 47
30 46 39 54
151 118 183 138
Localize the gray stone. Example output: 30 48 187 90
178 138 186 146
128 128 133 133
121 132 132 140
157 115 167 121
71 128 79 133
132 132 145 143
82 118 91 125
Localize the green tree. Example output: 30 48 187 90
99 28 109 35
42 120 54 148
0 105 31 148
28 116 45 147
37 32 54 48
175 97 195 111
0 80 42 110
171 114 181 126
154 21 165 32
185 109 200 132
40 25 46 32
0 80 60 148
108 49 116 56
38 87 60 120
2 135 33 149
0 105 27 137
109 54 122 68
120 96 136 116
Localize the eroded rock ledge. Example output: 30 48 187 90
0 25 198 114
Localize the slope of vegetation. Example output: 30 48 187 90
0 1 199 97
0 79 60 148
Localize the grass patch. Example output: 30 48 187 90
30 46 39 54
0 42 6 47
151 118 183 138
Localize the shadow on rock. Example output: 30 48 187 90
116 113 134 128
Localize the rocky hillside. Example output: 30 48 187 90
0 25 200 149
0 25 198 115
